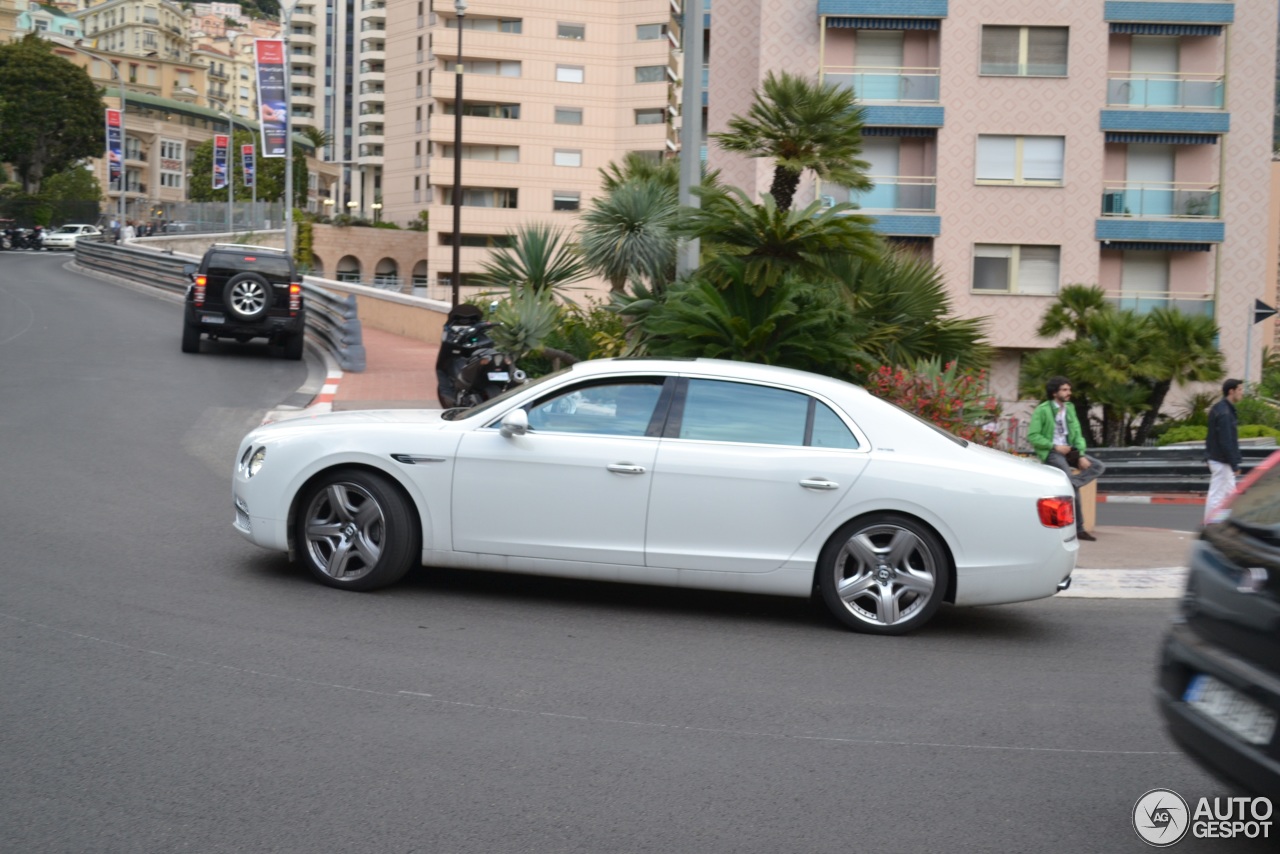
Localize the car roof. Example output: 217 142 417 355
563 357 867 399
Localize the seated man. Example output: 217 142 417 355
1027 376 1105 541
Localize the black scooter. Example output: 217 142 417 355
435 303 526 409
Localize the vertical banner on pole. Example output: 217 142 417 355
212 134 229 190
105 109 123 186
254 39 288 157
242 144 255 188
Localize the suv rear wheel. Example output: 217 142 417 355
224 272 271 322
181 321 201 353
282 333 304 361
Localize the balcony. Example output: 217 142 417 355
1106 73 1224 110
823 66 939 103
819 177 940 237
1099 182 1220 218
1104 289 1214 317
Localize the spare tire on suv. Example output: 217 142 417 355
181 244 306 360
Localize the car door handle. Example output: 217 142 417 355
607 463 647 475
800 478 840 491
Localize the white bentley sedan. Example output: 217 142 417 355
233 358 1078 634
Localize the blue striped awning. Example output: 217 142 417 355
1110 23 1222 36
863 126 937 138
1105 132 1218 145
826 17 940 30
1102 242 1213 252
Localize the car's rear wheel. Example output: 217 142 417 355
817 513 948 635
282 332 304 360
295 469 419 591
181 321 201 353
223 272 271 322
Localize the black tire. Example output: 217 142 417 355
282 332 304 361
295 469 420 591
223 272 271 322
816 513 948 635
181 321 201 354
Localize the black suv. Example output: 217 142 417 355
181 243 305 359
1157 452 1280 800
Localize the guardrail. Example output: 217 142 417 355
74 239 366 371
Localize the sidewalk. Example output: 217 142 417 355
315 327 1198 588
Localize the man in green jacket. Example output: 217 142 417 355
1027 376 1106 541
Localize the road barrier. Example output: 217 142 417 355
75 239 366 371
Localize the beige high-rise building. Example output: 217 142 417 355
382 0 678 297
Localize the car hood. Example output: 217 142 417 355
250 408 450 442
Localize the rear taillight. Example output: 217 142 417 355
194 274 207 306
1037 496 1075 528
289 283 301 314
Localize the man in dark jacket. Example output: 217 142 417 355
1205 378 1243 522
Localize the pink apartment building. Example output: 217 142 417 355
709 0 1278 403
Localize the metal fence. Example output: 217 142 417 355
75 239 366 371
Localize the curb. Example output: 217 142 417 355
1097 493 1204 505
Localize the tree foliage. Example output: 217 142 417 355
0 36 104 194
712 70 871 210
863 359 1001 447
186 130 308 205
476 223 590 301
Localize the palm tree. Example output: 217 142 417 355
598 152 681 194
579 180 678 293
682 186 881 296
712 70 872 210
1036 283 1111 340
476 223 590 301
1131 308 1224 445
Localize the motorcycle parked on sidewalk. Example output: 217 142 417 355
435 303 527 409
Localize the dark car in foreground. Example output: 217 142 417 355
181 243 305 359
1157 452 1280 800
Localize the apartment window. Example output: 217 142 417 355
443 101 521 119
557 23 585 40
442 187 519 208
976 135 1064 185
635 108 665 125
448 17 522 33
553 191 581 212
555 107 583 125
557 65 584 84
637 23 666 41
446 59 521 77
159 140 183 160
441 144 519 162
972 245 1060 295
554 149 583 167
439 233 516 248
981 26 1069 77
635 65 666 84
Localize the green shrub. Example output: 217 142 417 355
1157 425 1207 446
1236 396 1280 429
1240 424 1280 441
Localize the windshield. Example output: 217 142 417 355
1225 457 1280 530
54 227 78 234
440 367 572 421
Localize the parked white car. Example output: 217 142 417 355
41 224 102 250
232 358 1079 634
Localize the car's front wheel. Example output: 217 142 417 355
295 469 419 591
816 513 948 635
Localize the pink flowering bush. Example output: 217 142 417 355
862 358 1002 447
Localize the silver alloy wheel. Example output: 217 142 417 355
229 278 267 317
831 522 938 628
302 482 386 582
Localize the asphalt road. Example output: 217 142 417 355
0 252 1265 853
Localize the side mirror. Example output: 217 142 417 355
182 264 197 280
499 408 529 438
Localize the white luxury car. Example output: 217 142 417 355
41 224 102 250
233 358 1078 634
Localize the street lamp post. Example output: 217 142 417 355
282 1 298 259
71 42 126 233
450 0 468 307
227 113 235 233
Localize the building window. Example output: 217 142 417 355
637 23 666 41
553 191 581 212
445 59 521 77
553 149 583 167
972 245 1060 295
635 65 666 84
447 17 522 33
555 107 583 125
981 26 1069 77
439 233 516 248
976 135 1064 185
442 101 520 119
556 65 584 84
441 144 519 162
441 187 519 208
557 23 585 40
634 108 665 125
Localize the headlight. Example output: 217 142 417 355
246 447 267 478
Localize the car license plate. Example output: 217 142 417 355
1184 674 1277 745
487 371 510 382
202 314 225 324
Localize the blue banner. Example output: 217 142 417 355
242 144 255 188
212 134 229 190
254 39 288 157
105 109 122 186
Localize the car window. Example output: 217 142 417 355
1225 461 1280 528
675 379 859 448
527 381 663 437
208 253 293 279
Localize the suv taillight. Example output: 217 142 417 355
289 283 301 314
194 274 207 306
1037 497 1075 528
